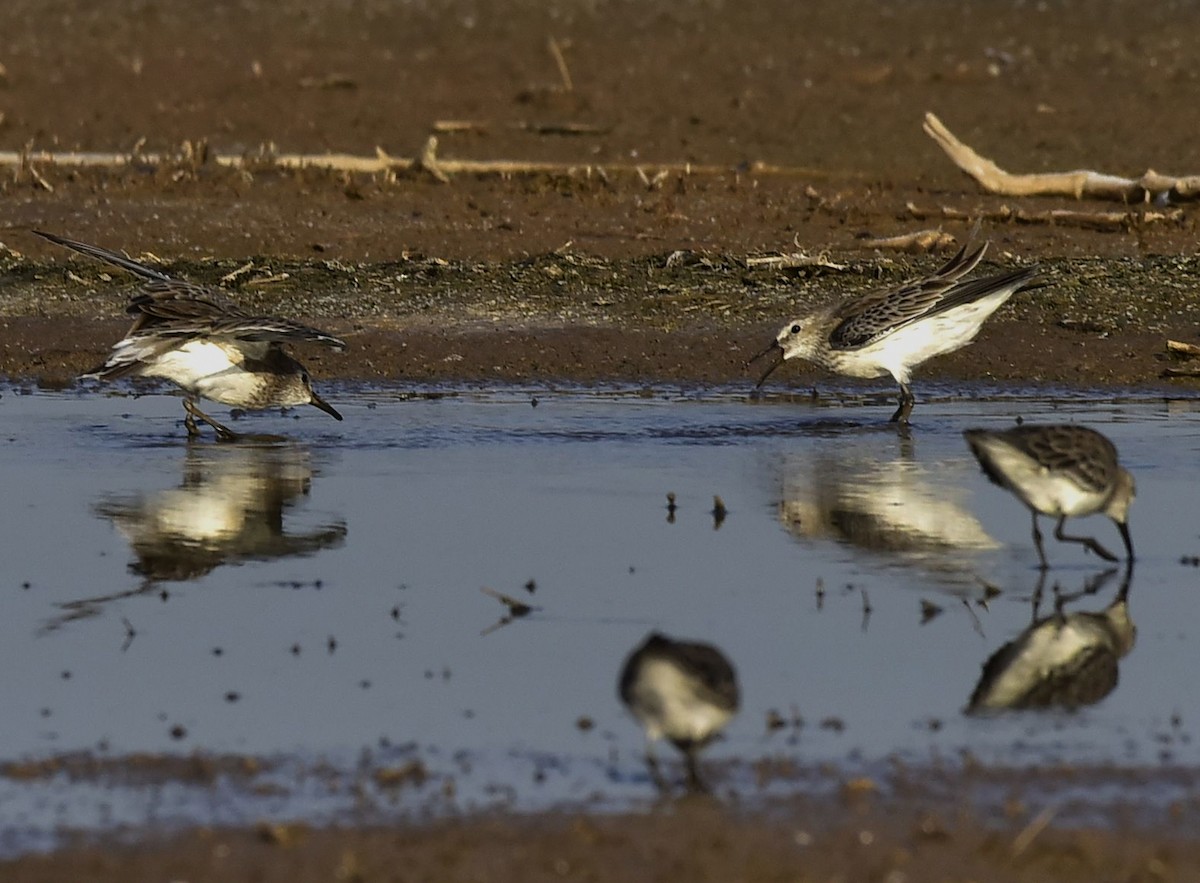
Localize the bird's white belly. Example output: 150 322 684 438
862 290 1013 383
1018 473 1107 517
982 444 1107 516
141 341 242 393
631 659 732 743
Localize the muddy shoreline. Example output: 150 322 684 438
8 800 1200 883
2 250 1199 393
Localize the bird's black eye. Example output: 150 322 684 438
301 372 310 385
790 324 801 334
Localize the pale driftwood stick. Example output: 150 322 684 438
547 37 574 92
432 120 491 133
1161 338 1200 376
859 229 956 253
0 148 839 179
745 251 848 271
1011 805 1060 859
26 164 54 192
417 136 451 183
924 112 1200 203
1161 339 1200 377
905 202 1183 231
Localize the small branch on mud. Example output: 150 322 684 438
220 262 256 284
0 147 840 180
745 249 848 271
242 272 290 288
547 37 574 92
636 167 670 190
297 73 357 90
1162 339 1200 377
432 120 491 134
905 202 1183 231
924 112 1200 204
1011 805 1060 858
858 229 956 253
518 121 610 136
416 136 451 183
26 163 54 192
433 119 610 136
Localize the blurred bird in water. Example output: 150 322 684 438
619 631 740 793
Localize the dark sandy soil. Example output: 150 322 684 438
3 0 1200 876
7 798 1200 883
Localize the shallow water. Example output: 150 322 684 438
1 385 1199 849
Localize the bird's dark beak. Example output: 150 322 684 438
310 390 343 421
749 340 785 389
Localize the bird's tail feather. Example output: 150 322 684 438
34 230 174 283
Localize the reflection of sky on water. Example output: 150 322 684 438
0 388 1199 836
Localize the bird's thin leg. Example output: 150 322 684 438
889 383 915 424
644 742 669 794
1029 568 1048 621
183 399 201 438
1053 516 1118 562
683 746 710 795
183 400 238 442
1031 513 1050 570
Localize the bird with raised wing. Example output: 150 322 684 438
36 231 345 440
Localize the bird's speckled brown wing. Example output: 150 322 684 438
128 282 346 350
1002 424 1120 494
36 232 346 351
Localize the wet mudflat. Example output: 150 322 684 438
1 384 1199 858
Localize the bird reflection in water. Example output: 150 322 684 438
774 443 998 579
47 443 346 630
967 567 1135 713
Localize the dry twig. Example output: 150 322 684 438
859 229 956 253
1162 339 1200 377
0 147 835 180
905 202 1183 231
924 112 1200 203
1011 805 1060 858
417 136 450 183
547 37 573 92
745 242 848 271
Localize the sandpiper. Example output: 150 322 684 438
752 238 1044 423
963 424 1135 568
36 230 346 440
618 631 740 793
